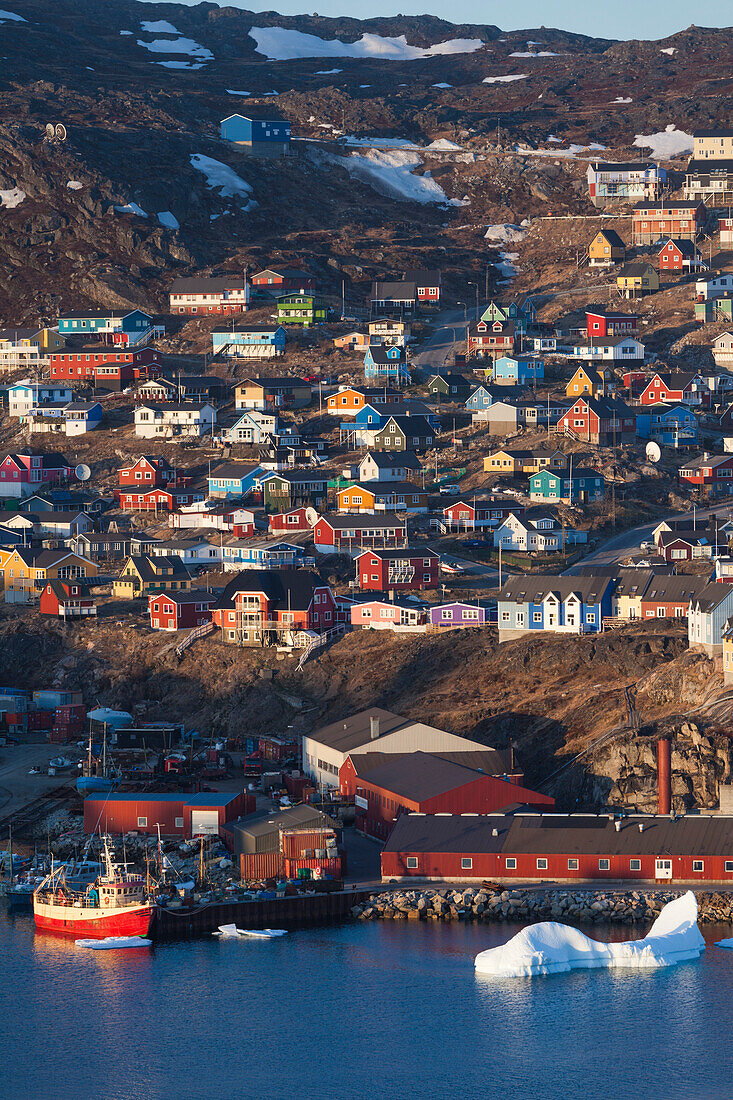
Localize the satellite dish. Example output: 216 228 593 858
304 507 318 527
55 124 67 142
645 442 661 463
75 463 91 482
45 123 55 139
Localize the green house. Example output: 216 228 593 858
276 293 327 327
373 414 435 452
528 468 605 504
261 470 329 511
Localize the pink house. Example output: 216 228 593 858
0 453 75 499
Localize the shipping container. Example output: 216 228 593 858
240 851 283 881
284 857 341 879
33 690 83 708
281 829 337 859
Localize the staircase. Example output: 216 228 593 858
175 619 214 661
576 252 590 269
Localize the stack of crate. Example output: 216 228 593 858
50 702 87 743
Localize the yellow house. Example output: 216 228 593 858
566 365 616 399
588 229 626 267
617 263 659 298
1 548 97 596
484 449 534 475
333 331 368 351
113 554 192 599
336 484 379 512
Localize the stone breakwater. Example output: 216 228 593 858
352 887 733 925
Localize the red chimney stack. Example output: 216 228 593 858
657 738 672 815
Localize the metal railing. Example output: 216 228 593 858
296 624 347 671
175 619 214 660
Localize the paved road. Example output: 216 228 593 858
411 308 471 374
0 742 82 819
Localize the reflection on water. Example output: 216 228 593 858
3 910 733 1100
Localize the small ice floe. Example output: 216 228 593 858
115 201 147 217
483 74 527 84
213 924 287 939
475 891 705 978
76 936 152 950
716 938 733 950
0 9 26 23
157 210 179 229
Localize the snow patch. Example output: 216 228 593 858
496 252 520 280
343 135 419 149
156 60 205 70
634 124 693 160
426 138 462 151
190 153 256 209
140 20 180 34
157 210 179 229
76 936 152 950
432 83 453 89
136 36 213 61
67 181 83 190
0 187 25 209
315 68 342 74
226 89 251 96
509 51 560 57
0 9 25 22
483 74 528 84
660 47 677 55
119 31 132 36
327 147 465 206
475 892 705 978
249 27 483 62
612 97 633 103
115 201 147 218
484 223 527 245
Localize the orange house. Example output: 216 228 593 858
326 387 401 416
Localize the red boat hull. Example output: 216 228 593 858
34 904 154 939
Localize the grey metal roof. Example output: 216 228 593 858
499 575 612 604
171 277 248 293
309 708 408 752
346 750 498 802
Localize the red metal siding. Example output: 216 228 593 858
84 797 186 836
240 851 282 880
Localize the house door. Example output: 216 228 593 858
655 858 672 880
516 612 525 628
547 612 556 626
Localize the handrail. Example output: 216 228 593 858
175 619 214 660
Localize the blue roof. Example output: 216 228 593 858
185 792 241 806
84 791 242 805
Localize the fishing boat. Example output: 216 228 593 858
33 836 155 938
76 729 116 796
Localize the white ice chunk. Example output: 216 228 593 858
660 47 677 55
716 938 733 949
633 124 693 160
240 928 288 938
249 27 483 62
76 936 152 949
483 74 528 83
484 223 527 244
213 923 240 937
475 891 705 978
226 89 252 95
427 138 461 150
190 153 256 210
157 210 179 229
0 9 25 22
0 187 25 209
115 201 147 217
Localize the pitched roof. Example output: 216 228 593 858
403 268 441 285
320 512 405 530
214 568 325 612
355 546 438 560
367 346 407 364
659 238 698 256
371 280 417 299
499 575 612 604
171 276 248 293
588 160 655 172
361 450 421 469
378 415 433 436
591 229 625 248
690 581 733 613
310 708 409 752
124 555 191 582
210 463 260 480
619 263 656 277
346 750 502 801
641 575 709 601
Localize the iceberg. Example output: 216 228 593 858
76 937 152 950
475 891 705 978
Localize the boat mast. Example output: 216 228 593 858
8 823 13 889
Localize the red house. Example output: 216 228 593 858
556 396 637 445
340 751 553 841
0 453 75 499
313 513 407 554
47 345 161 390
467 318 515 360
381 810 733 885
119 487 205 512
148 590 217 631
212 569 337 646
357 547 440 591
679 454 733 496
251 268 315 293
268 506 316 535
404 268 441 304
638 373 706 407
118 455 180 488
443 497 524 531
638 575 707 618
39 578 97 619
585 308 638 337
658 238 703 273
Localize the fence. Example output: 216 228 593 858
296 624 347 671
175 619 214 660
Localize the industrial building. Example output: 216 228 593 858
83 791 253 838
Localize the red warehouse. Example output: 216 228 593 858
357 547 440 591
313 513 407 554
585 308 638 337
341 751 554 841
269 507 316 535
148 590 217 631
84 791 253 838
381 811 733 884
48 345 161 389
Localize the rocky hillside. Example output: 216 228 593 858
1 2 732 317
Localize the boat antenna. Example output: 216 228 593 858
8 822 13 890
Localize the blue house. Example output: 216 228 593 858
635 404 699 450
221 540 306 571
364 345 411 386
212 325 286 359
58 309 152 338
208 463 265 498
220 112 291 154
528 468 605 503
493 356 544 385
465 384 520 412
497 575 614 640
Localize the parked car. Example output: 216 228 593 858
465 538 490 548
439 483 460 495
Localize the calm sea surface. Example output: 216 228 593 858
2 908 733 1100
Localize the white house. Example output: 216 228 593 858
169 276 250 315
492 512 586 552
563 336 645 362
9 382 74 418
358 451 420 483
713 332 733 367
688 582 733 656
134 402 217 439
149 538 222 567
28 401 103 437
216 409 277 445
696 273 733 301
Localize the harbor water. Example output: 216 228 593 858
2 909 733 1099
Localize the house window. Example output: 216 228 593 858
630 859 641 871
175 817 184 828
501 611 510 622
599 859 610 870
693 860 704 872
533 612 542 622
441 609 453 620
536 858 548 870
506 858 517 869
586 612 595 623
725 861 733 872
567 858 579 870
461 857 473 870
137 817 148 828
406 856 418 869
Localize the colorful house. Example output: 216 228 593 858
635 405 699 449
0 453 75 499
337 482 428 514
493 511 587 552
403 268 442 304
212 325 286 359
492 355 544 385
617 263 660 298
679 454 733 496
658 238 705 273
467 317 515 360
212 569 336 647
528 468 605 503
276 293 327 327
148 591 217 631
632 200 706 245
565 365 616 399
357 548 439 591
373 415 434 452
219 111 291 153
261 471 329 512
313 514 407 555
350 595 428 629
638 372 707 407
251 268 314 294
327 387 402 417
427 373 471 400
497 575 614 639
585 308 639 337
235 376 311 410
207 463 264 499
428 601 495 628
555 396 636 445
169 276 249 315
586 161 665 207
39 578 97 619
57 308 154 343
688 582 733 656
112 555 193 599
565 335 645 360
442 498 524 531
220 541 307 572
363 345 411 386
587 229 626 266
